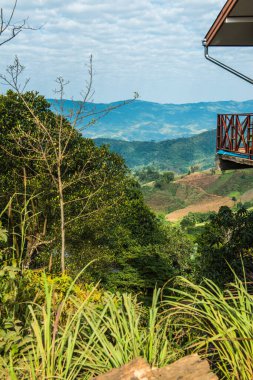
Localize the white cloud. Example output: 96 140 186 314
0 0 252 104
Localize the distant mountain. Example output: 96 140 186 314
95 129 216 173
48 99 253 142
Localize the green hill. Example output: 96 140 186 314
95 129 216 173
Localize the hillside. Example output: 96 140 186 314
48 98 253 141
95 130 216 172
142 169 253 221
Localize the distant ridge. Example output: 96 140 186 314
95 129 216 173
48 98 253 142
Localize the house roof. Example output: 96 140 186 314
205 0 253 46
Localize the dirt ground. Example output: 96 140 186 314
165 196 234 222
165 173 233 222
177 172 220 190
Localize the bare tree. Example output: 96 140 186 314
0 0 36 47
0 57 138 273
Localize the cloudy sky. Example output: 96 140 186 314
1 0 253 104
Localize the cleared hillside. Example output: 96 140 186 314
142 169 253 220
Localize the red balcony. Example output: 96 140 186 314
217 114 253 170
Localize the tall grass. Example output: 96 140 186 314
5 274 181 379
165 275 253 380
5 265 253 379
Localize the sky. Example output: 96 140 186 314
1 0 253 104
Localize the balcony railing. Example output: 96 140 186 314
217 114 253 160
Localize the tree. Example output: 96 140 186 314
162 171 175 183
232 196 237 206
154 171 175 189
190 165 200 174
135 167 160 183
196 206 253 287
0 58 138 273
180 214 196 230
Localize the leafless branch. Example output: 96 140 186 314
0 1 39 47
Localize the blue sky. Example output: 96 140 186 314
1 0 253 104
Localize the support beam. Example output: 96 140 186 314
218 154 253 170
226 17 253 23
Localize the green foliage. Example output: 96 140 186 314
207 169 253 196
135 166 160 182
0 231 30 375
96 129 216 173
66 196 194 293
135 167 175 188
196 206 253 287
0 92 133 270
187 211 216 223
162 171 175 183
6 87 253 377
180 214 196 230
0 89 192 295
154 171 175 189
241 200 253 210
0 272 183 379
3 265 253 379
166 273 253 379
0 223 7 243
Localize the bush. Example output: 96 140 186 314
185 211 216 224
196 206 253 288
180 214 196 229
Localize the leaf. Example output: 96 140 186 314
8 271 16 280
4 322 14 329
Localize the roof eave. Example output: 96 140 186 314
205 0 238 46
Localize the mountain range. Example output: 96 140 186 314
48 98 253 142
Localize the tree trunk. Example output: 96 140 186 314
58 170 65 274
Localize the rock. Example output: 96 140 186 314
154 354 218 380
94 358 153 380
93 354 218 380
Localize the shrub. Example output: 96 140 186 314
165 273 253 379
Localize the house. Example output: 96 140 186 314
204 0 253 169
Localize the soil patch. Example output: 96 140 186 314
166 195 233 222
177 173 220 190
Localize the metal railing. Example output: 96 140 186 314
217 114 253 160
